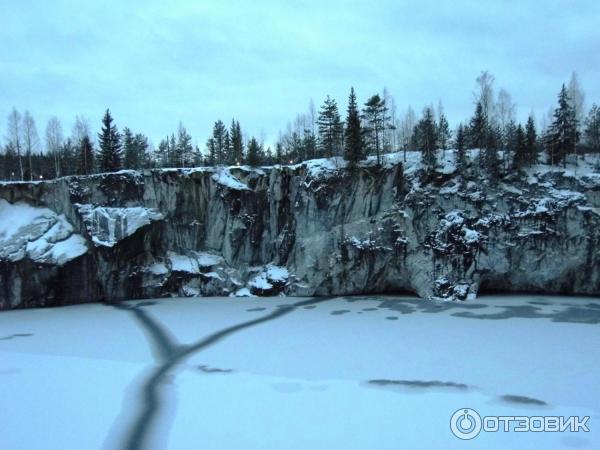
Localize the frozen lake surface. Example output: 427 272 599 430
1 295 599 449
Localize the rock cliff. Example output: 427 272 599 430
1 151 600 309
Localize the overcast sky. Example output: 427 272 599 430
1 0 599 150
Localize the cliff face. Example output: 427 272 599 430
1 151 600 310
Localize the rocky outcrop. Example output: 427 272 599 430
1 152 600 309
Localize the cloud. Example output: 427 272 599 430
1 0 598 149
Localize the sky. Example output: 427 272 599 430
1 0 599 151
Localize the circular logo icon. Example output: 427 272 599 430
450 408 482 440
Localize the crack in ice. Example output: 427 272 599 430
105 297 329 450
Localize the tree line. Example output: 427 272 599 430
2 71 600 181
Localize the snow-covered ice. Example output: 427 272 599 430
0 295 598 450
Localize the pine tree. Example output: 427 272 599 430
362 94 390 165
77 135 94 175
525 115 538 165
503 120 518 156
211 120 228 165
168 134 177 167
455 123 467 175
246 137 261 167
230 120 244 165
437 112 451 151
205 137 216 166
548 84 579 166
223 129 232 164
343 87 364 165
177 123 193 167
513 124 527 170
123 127 136 169
302 129 317 161
317 96 343 158
97 109 122 172
584 104 600 152
415 106 438 170
155 138 169 168
61 138 77 176
264 146 274 165
484 125 501 179
468 102 488 150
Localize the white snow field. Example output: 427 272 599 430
0 295 599 450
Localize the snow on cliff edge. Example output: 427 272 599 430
0 199 87 265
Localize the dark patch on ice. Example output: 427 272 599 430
135 301 158 307
110 302 178 361
452 305 543 320
552 306 600 324
451 304 600 324
303 305 317 309
358 297 488 316
368 379 469 391
330 309 351 315
341 296 600 324
0 368 20 375
385 316 398 320
105 296 331 450
246 307 266 312
197 364 233 374
362 307 378 311
0 333 33 341
500 394 547 406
